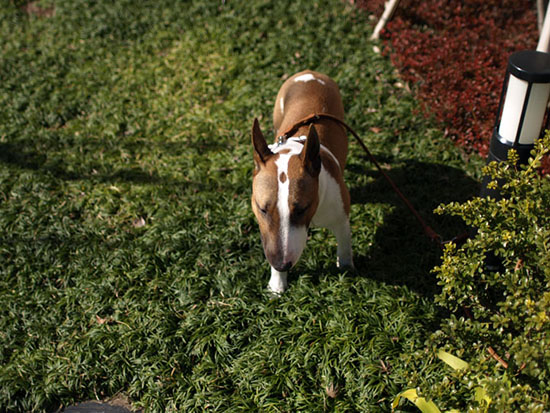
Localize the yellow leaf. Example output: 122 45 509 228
437 350 469 370
392 389 441 413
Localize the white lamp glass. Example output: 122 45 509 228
498 75 550 144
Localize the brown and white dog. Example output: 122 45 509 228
251 70 353 293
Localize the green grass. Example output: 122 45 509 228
0 1 484 411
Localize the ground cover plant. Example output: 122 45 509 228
1 0 483 411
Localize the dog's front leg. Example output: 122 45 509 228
331 220 354 269
268 267 288 294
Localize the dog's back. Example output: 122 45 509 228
273 70 348 169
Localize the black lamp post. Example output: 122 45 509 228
481 50 550 198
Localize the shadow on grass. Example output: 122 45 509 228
0 140 223 188
0 141 157 183
348 157 479 298
0 142 164 184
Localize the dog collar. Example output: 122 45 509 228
272 136 341 172
276 135 306 147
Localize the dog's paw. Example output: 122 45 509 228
268 279 287 295
268 269 288 294
267 284 286 296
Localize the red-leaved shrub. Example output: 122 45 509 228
358 1 550 171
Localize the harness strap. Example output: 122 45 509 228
279 113 468 249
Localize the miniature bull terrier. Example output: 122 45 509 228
251 70 353 294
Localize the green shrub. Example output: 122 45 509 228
406 134 550 412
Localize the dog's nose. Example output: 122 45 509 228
279 261 292 272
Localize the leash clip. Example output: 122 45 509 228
276 135 287 146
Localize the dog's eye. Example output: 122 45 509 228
256 202 268 216
293 204 309 217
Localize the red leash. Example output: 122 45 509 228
279 113 468 249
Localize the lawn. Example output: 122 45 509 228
0 1 484 411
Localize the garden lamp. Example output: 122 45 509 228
481 50 550 198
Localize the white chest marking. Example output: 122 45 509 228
294 73 326 85
311 166 346 229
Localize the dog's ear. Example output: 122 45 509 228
301 124 321 176
252 118 273 169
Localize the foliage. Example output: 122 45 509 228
0 0 480 412
401 135 550 412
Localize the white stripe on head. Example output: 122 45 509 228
275 153 290 248
272 141 308 265
294 73 326 85
274 146 298 250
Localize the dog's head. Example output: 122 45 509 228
251 119 321 272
